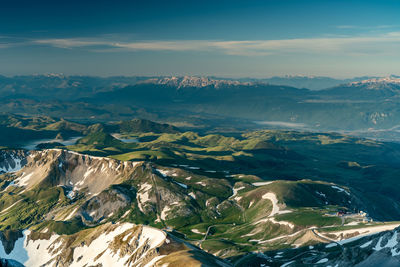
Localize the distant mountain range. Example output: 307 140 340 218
2 74 400 140
0 74 394 95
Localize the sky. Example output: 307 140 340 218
1 0 400 78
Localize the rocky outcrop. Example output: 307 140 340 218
11 149 141 194
79 187 132 224
0 150 28 174
0 231 22 254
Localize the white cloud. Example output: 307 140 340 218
34 38 106 48
336 25 400 30
27 32 400 57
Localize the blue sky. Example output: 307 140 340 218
1 0 400 77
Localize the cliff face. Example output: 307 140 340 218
0 150 28 174
11 149 140 194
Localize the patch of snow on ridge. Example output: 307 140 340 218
0 199 22 214
268 217 294 229
261 192 291 217
161 206 172 220
360 240 373 248
252 181 274 186
374 231 398 254
230 186 245 199
281 260 295 267
325 243 337 248
254 217 295 229
331 185 350 195
156 169 169 177
122 210 131 218
137 183 152 212
83 167 94 179
175 181 188 189
188 166 200 170
191 229 205 235
15 173 34 187
65 207 79 221
316 258 328 264
66 190 77 200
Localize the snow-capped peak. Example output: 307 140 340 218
139 76 251 89
348 76 400 89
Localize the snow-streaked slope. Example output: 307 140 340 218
0 223 166 267
261 192 292 217
0 150 27 173
9 149 142 194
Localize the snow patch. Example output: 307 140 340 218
325 243 337 248
252 181 274 186
175 182 188 189
316 258 328 264
230 186 245 199
331 185 350 196
360 240 373 248
191 229 205 235
261 192 291 217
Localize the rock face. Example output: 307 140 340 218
0 231 22 254
0 150 27 174
11 149 140 194
79 187 131 223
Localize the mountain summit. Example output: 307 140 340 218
139 76 251 89
347 76 400 90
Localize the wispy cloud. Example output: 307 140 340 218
336 24 400 30
21 32 400 57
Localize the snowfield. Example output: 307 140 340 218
252 181 274 186
261 192 291 217
0 223 166 267
0 154 23 173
